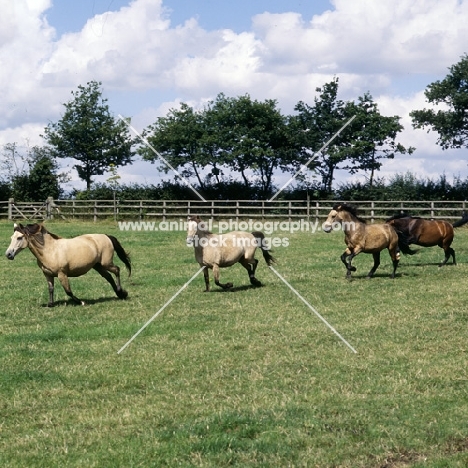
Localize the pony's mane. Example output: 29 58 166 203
15 223 62 246
333 203 367 224
386 212 421 222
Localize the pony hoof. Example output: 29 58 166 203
350 266 357 272
251 278 262 287
225 282 233 289
47 302 55 308
81 301 86 306
118 290 128 299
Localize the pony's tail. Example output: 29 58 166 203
251 231 276 266
396 230 419 256
107 235 132 276
452 212 468 228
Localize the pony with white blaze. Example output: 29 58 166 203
5 223 131 306
186 216 276 291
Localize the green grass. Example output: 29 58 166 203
1 219 468 467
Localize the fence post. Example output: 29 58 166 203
430 201 434 219
94 201 98 223
163 200 166 222
46 197 54 220
371 201 375 223
236 201 239 223
8 198 14 221
315 201 319 223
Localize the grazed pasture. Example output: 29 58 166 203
1 220 468 467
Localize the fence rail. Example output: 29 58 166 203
1 198 467 223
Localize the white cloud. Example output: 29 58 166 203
1 0 468 188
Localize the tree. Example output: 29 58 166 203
141 94 297 197
293 78 355 193
293 79 412 192
1 143 67 201
411 54 468 149
205 93 297 197
140 103 208 188
43 81 134 190
344 93 414 186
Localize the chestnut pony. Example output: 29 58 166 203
5 223 131 306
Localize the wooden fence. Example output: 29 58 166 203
1 198 467 223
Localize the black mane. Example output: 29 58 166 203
15 223 62 243
386 212 421 222
333 203 367 224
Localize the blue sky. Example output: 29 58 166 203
2 0 468 192
47 0 333 35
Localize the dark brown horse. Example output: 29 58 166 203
386 213 468 266
323 203 405 279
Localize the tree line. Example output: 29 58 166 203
1 54 467 202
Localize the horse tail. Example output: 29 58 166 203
395 230 419 256
251 231 276 266
107 235 132 276
452 212 468 228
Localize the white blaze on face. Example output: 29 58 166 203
5 229 27 259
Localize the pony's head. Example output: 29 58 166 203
5 223 36 259
186 216 212 246
186 216 199 246
322 203 364 233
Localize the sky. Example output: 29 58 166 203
1 0 468 194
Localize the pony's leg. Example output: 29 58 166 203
367 252 381 278
213 264 233 290
388 246 400 279
440 247 455 266
203 266 210 292
391 258 399 278
240 258 261 286
44 274 55 307
57 272 85 305
341 249 356 278
93 264 128 299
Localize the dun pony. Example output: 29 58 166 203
5 223 131 306
186 216 275 291
323 203 405 279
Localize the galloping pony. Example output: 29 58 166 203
386 213 468 266
186 216 276 291
323 203 405 279
5 223 131 306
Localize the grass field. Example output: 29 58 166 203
1 219 468 467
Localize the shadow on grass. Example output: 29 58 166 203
42 296 127 307
211 284 266 293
